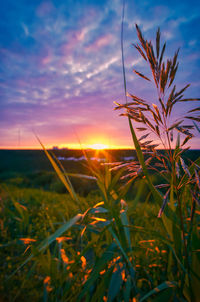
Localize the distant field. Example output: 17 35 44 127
0 149 137 173
1 149 200 173
0 149 199 197
0 149 138 196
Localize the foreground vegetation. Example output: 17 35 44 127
1 24 200 301
0 182 166 301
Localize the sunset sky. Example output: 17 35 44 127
0 0 200 149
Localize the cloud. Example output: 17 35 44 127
0 0 200 148
36 1 55 17
85 34 113 52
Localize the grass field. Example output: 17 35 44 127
0 148 200 301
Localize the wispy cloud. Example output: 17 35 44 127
0 0 200 148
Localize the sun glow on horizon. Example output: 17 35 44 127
88 143 109 150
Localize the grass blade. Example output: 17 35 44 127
108 267 123 301
108 227 135 275
8 214 82 279
36 135 81 208
139 281 177 302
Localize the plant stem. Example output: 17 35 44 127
121 0 127 104
176 186 189 293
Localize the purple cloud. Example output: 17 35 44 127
0 0 199 149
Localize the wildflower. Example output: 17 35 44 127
60 248 69 264
81 256 87 270
121 269 126 281
56 236 71 244
20 238 36 244
44 276 52 292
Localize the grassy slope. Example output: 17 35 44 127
0 182 164 301
0 149 200 301
0 184 101 301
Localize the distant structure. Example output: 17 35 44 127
52 146 69 150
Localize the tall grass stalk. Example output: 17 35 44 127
117 18 200 301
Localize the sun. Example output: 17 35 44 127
89 143 108 150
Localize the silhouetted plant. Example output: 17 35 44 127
115 24 200 301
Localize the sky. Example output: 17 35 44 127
0 0 200 149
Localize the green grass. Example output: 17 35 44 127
0 155 200 301
0 183 169 301
0 184 99 301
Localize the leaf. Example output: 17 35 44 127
66 173 96 180
158 188 170 218
160 62 166 93
146 41 156 73
165 59 172 83
195 170 200 190
145 118 155 130
175 162 180 178
109 227 135 274
173 84 190 100
141 140 153 147
188 107 200 113
168 120 183 131
139 281 177 302
155 184 170 189
181 135 192 147
136 127 147 131
108 267 123 301
176 126 193 137
126 93 148 104
135 24 146 50
156 27 160 58
133 69 151 81
79 243 117 300
139 133 150 141
193 121 200 133
155 125 160 136
146 143 160 149
114 101 122 108
168 63 179 88
39 215 82 250
185 116 200 122
8 214 82 279
179 98 200 102
168 50 179 88
182 125 194 129
120 210 132 252
152 104 162 122
127 113 142 123
150 109 159 124
123 275 132 302
151 287 174 302
166 85 176 115
36 135 81 208
90 207 108 214
180 157 191 177
133 43 147 61
158 98 166 114
159 42 166 70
